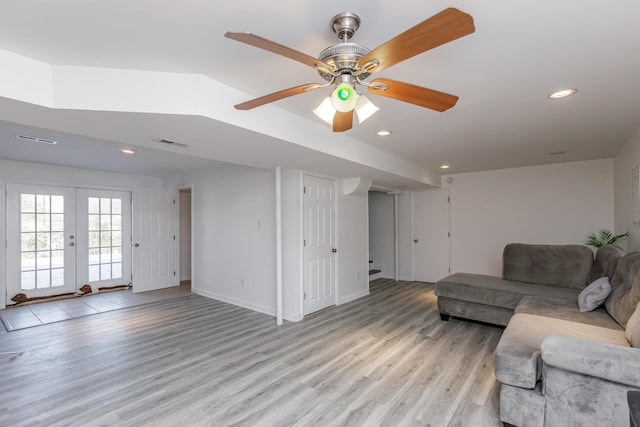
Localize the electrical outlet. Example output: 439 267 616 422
240 279 245 287
356 272 360 280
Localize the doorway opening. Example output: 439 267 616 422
368 191 396 281
178 188 192 292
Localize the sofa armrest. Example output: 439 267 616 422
541 334 640 387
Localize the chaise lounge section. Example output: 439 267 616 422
435 243 595 326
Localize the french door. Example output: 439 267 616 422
6 184 131 300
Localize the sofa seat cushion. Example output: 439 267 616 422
494 313 628 389
435 273 581 310
515 296 623 330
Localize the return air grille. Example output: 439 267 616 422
15 134 59 145
153 138 188 147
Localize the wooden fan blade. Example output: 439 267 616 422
358 8 474 74
368 78 459 112
333 110 353 132
225 32 334 73
234 83 321 110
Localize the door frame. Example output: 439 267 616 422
301 172 339 316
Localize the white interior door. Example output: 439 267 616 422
132 188 178 293
303 175 336 315
6 184 77 299
412 189 450 283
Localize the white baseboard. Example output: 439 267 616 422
338 288 369 305
284 311 303 322
193 288 276 318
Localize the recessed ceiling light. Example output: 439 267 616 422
548 88 577 99
376 130 392 136
440 164 451 169
120 148 138 154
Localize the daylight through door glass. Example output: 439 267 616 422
88 197 123 282
20 193 65 290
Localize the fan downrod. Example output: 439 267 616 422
330 12 361 41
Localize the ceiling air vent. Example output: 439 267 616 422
153 138 188 147
15 134 59 145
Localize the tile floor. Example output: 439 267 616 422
1 281 192 331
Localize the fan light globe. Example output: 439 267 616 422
331 83 359 112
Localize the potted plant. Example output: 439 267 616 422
584 229 629 248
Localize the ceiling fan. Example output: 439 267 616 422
225 7 475 132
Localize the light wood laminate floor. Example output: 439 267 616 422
0 279 503 427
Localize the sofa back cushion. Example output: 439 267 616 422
625 301 640 347
605 251 640 328
587 244 625 283
502 243 593 289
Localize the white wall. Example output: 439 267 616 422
281 171 370 320
442 159 614 276
397 192 413 281
615 128 640 251
338 183 370 304
0 158 164 189
0 179 5 309
167 163 277 316
368 191 395 278
179 191 192 281
281 169 303 321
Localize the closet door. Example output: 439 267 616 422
412 189 450 283
131 188 178 293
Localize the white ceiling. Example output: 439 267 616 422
1 0 639 187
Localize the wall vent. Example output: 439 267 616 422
153 138 188 147
15 134 59 145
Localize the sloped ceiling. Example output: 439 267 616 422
0 0 639 188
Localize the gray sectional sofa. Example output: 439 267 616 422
435 244 640 426
435 243 595 326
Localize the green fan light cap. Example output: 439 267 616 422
338 86 351 100
331 83 359 112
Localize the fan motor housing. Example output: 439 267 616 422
317 42 371 81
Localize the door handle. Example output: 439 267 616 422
69 242 75 247
134 243 140 247
414 239 419 243
332 248 337 253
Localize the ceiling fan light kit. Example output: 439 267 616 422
226 7 475 132
331 81 359 112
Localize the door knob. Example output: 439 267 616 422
134 243 140 247
69 242 75 247
332 248 337 253
414 239 419 243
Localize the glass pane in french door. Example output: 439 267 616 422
77 189 131 289
7 184 77 299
